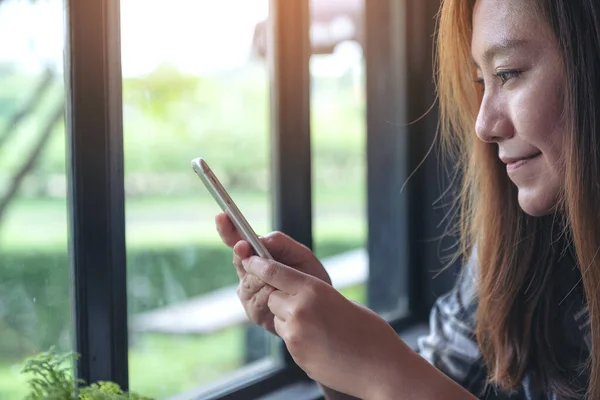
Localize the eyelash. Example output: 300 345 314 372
474 69 522 90
495 69 522 84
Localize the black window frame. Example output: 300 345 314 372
64 0 460 398
66 0 129 389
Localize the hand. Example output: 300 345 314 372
215 212 331 334
242 255 412 399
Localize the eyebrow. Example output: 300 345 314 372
472 38 530 68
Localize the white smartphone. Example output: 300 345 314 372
191 157 273 259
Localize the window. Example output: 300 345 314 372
363 0 461 321
0 0 69 398
120 1 277 398
0 0 459 398
310 0 367 306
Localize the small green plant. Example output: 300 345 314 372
22 347 152 400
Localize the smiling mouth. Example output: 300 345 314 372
505 152 542 172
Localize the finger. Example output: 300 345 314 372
215 212 242 247
244 283 275 322
238 273 268 301
242 256 312 295
240 284 277 336
267 290 291 321
232 240 253 279
260 231 314 265
234 240 253 259
263 318 276 335
273 315 287 339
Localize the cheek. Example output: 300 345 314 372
511 81 566 161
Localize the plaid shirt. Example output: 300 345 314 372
417 251 590 399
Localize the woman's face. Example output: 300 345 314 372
471 0 566 216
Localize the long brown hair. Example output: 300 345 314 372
436 0 600 397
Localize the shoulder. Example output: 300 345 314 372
435 248 479 329
416 248 485 391
418 247 480 355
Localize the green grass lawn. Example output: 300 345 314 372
128 328 247 399
0 362 28 400
0 186 365 252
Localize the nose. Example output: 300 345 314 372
475 93 514 143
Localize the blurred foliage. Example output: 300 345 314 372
22 347 151 400
0 63 364 196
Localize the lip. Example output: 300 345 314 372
502 152 542 173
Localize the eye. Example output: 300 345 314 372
494 69 522 85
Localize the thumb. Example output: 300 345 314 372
242 256 310 295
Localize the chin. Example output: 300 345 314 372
517 188 557 217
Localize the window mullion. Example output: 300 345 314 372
65 0 128 389
268 0 313 377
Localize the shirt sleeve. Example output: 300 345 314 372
417 251 520 399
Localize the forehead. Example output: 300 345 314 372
471 0 546 61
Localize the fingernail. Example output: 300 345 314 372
242 256 265 273
241 258 250 270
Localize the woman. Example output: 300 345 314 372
216 0 600 398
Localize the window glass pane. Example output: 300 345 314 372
121 1 276 398
310 0 367 305
0 0 69 398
